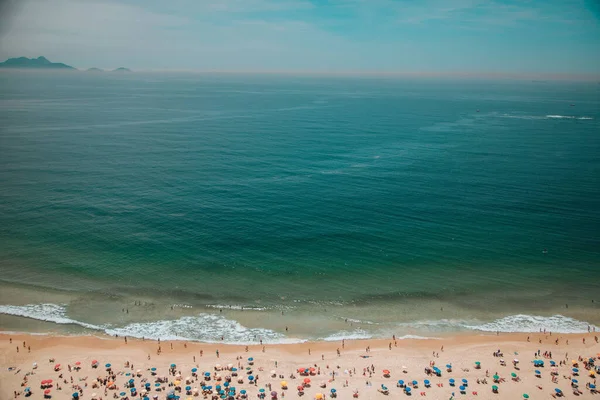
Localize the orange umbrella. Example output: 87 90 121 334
54 364 61 369
383 370 390 375
309 367 316 372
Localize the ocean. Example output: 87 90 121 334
1 71 599 343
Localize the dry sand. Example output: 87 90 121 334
1 331 599 400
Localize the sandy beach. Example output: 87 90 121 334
1 331 598 400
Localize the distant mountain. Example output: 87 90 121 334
0 56 75 69
113 67 131 72
86 67 103 72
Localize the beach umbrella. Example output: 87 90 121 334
241 390 247 394
171 364 176 368
523 394 529 399
119 392 126 396
145 383 151 387
304 378 311 384
73 393 79 398
492 385 498 392
446 364 451 369
412 380 417 386
192 368 197 373
462 379 468 384
330 388 336 393
493 375 499 381
590 384 596 389
535 370 541 375
475 361 480 366
248 357 254 361
259 389 265 393
232 368 237 372
511 373 517 378
398 380 404 386
550 361 556 365
459 386 466 392
315 394 323 400
383 369 390 375
405 387 411 393
44 389 51 395
186 386 192 391
155 383 161 387
573 368 579 373
449 379 455 385
271 391 277 396
224 382 230 387
248 376 254 381
424 380 430 386
281 381 287 387
555 388 562 393
105 363 111 368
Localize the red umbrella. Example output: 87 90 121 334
304 378 311 384
44 389 51 395
92 360 98 364
41 380 47 384
297 386 304 391
46 379 53 384
75 361 81 366
54 364 61 369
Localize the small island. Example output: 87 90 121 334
113 67 132 72
86 67 104 72
0 56 75 69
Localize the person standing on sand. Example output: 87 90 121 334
216 349 220 358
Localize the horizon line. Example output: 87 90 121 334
1 67 600 81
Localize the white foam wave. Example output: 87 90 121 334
320 330 373 341
0 304 102 330
546 115 593 120
205 304 270 311
0 304 303 344
465 314 597 334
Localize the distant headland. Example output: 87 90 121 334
0 56 75 69
0 56 131 72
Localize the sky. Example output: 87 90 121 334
0 0 599 75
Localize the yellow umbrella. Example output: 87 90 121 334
315 394 324 400
281 381 288 387
174 380 181 386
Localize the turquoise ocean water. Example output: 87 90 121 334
1 72 599 343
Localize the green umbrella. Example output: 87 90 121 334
475 362 480 365
511 373 517 378
523 394 529 399
492 385 498 391
493 375 499 380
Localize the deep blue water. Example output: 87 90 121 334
1 72 599 314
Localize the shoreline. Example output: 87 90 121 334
2 331 599 399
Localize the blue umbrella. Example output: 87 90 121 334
219 390 225 395
151 367 156 371
449 379 455 386
145 383 151 387
424 380 430 386
550 361 556 365
248 358 254 361
381 385 388 390
446 364 452 368
205 372 211 377
171 364 176 368
224 382 230 387
535 370 541 375
232 368 238 371
216 385 221 391
24 388 30 392
230 387 236 392
73 394 79 399
249 376 255 381
130 388 136 392
331 388 336 393
241 390 247 394
405 387 411 393
119 392 126 396
155 383 161 387
590 384 596 389
192 368 197 373
105 364 111 368
186 386 192 391
129 379 134 383
143 397 150 400
398 380 404 386
555 388 562 393
572 379 578 384
573 368 579 372
459 386 466 391
259 388 265 393
412 381 417 386
207 386 213 390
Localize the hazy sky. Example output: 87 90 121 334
1 0 599 74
